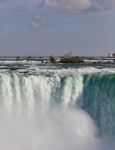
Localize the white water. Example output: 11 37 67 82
0 73 84 115
0 70 114 150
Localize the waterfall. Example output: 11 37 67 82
0 72 115 137
0 68 115 149
0 72 100 150
82 74 115 137
0 70 115 138
0 73 83 114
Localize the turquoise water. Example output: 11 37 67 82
83 74 115 136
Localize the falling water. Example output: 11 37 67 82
0 64 115 150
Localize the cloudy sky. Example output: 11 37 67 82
0 0 115 56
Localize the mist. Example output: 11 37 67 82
0 106 113 150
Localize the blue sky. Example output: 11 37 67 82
0 0 115 56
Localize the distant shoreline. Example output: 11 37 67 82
0 56 114 64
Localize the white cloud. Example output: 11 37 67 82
32 15 47 28
41 0 91 13
91 0 115 10
41 0 115 13
0 0 115 14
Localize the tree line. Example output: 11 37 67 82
49 55 84 64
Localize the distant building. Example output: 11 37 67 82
108 52 115 57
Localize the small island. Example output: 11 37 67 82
50 55 84 64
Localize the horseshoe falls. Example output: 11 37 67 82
0 61 115 150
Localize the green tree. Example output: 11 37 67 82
49 55 56 63
60 56 84 63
